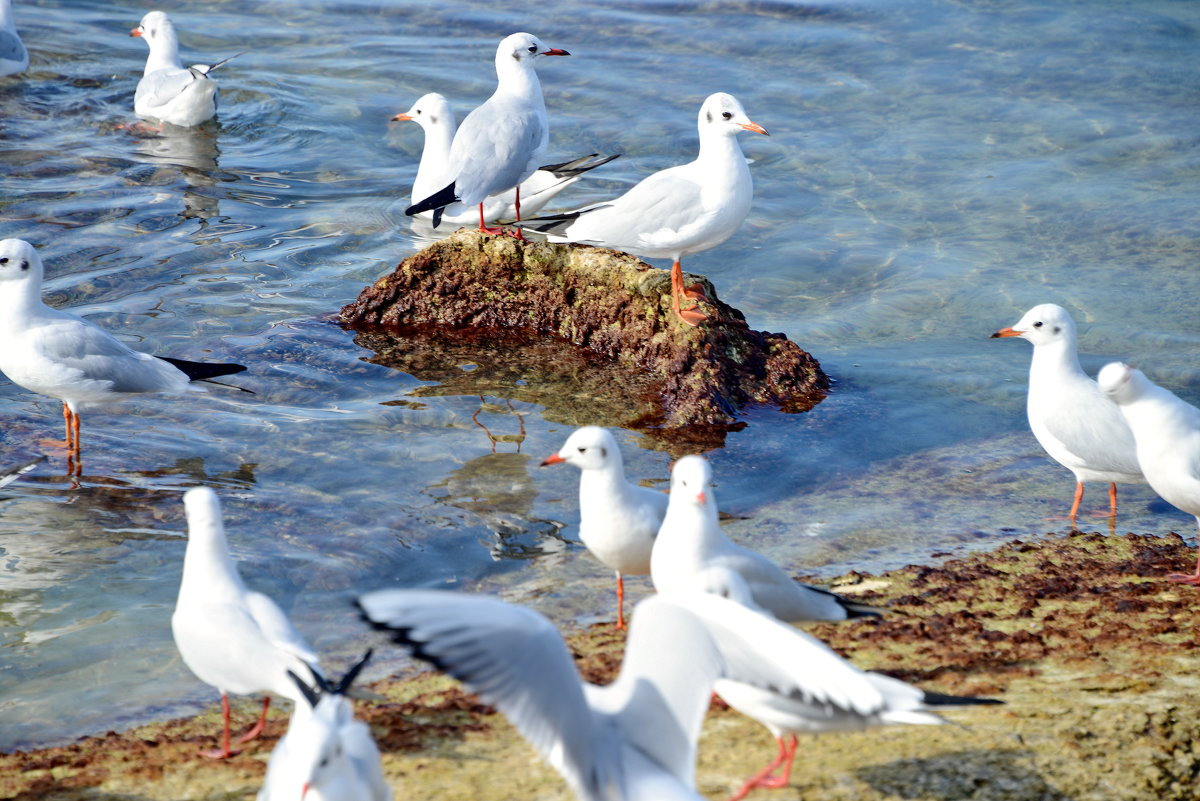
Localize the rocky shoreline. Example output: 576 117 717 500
6 529 1200 801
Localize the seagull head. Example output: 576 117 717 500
497 32 570 70
0 238 43 285
700 93 769 137
990 302 1077 347
669 454 715 509
130 10 178 51
540 425 620 472
1097 361 1144 406
391 92 452 128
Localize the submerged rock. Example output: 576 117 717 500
339 229 828 445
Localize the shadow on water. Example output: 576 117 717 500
857 749 1074 801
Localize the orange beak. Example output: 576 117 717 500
390 112 413 122
539 453 566 467
696 491 707 505
990 327 1021 339
130 26 143 37
740 121 769 136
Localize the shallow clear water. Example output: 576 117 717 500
2 0 1200 749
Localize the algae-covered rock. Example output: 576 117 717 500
339 230 828 440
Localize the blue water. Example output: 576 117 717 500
2 0 1200 749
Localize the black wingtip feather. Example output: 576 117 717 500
921 690 1005 707
158 356 247 382
406 182 458 220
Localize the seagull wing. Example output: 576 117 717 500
136 67 198 112
244 591 321 669
0 30 26 64
29 315 187 394
357 590 620 801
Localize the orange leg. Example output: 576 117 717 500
200 693 242 759
236 697 271 743
478 203 505 236
670 258 707 327
1109 482 1118 518
615 572 627 631
1067 481 1084 528
1168 521 1200 585
728 735 797 801
509 187 525 240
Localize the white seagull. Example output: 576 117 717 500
527 92 768 327
405 33 570 235
651 455 880 623
0 239 247 477
173 487 322 759
1099 362 1200 584
391 92 617 226
0 0 28 77
258 651 391 801
130 11 238 127
540 426 668 629
357 588 990 801
992 303 1143 525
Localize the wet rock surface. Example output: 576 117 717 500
339 230 828 446
6 530 1200 801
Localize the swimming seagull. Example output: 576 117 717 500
404 33 570 235
1099 362 1200 584
540 426 668 629
131 10 240 127
357 588 981 801
258 651 391 801
0 0 28 77
991 303 1143 526
0 239 248 477
391 92 618 226
172 487 323 759
526 92 768 327
651 455 881 623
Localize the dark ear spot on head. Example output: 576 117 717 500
599 446 607 459
429 114 437 124
705 110 712 124
1053 326 1061 334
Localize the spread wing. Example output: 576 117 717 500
358 590 620 801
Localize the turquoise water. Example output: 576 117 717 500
2 0 1200 749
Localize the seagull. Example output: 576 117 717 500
172 487 322 759
0 454 44 489
1099 362 1200 584
540 426 668 629
258 651 391 801
526 92 768 327
991 303 1143 526
391 92 617 226
0 0 28 77
404 33 570 236
0 238 248 477
715 666 1002 801
357 588 986 801
651 455 881 623
130 10 239 127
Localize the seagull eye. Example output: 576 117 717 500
721 111 733 120
0 257 7 264
577 446 586 454
527 45 538 53
1032 321 1043 328
20 261 28 271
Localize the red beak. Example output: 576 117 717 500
739 121 769 136
540 453 566 467
696 491 707 505
990 326 1021 339
542 48 570 56
130 26 143 37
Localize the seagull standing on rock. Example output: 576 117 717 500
0 239 247 477
405 33 570 235
540 426 668 629
992 303 1143 526
527 92 768 327
173 487 323 759
391 92 617 226
1099 362 1200 584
